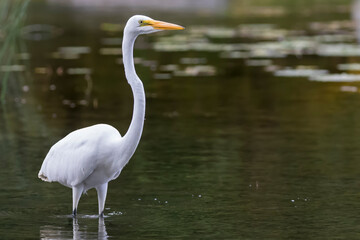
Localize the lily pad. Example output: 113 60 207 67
275 67 328 77
317 44 360 57
337 63 360 71
246 59 273 67
58 46 90 55
340 86 358 92
159 64 179 72
310 73 360 82
174 65 216 77
34 67 52 74
0 65 25 72
180 57 207 65
53 46 91 59
220 51 249 59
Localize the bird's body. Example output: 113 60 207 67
38 15 184 217
39 124 124 189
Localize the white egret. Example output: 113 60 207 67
38 15 184 217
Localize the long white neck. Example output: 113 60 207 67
122 31 145 160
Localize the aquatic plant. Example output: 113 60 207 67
0 0 30 103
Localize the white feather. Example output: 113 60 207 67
38 124 124 190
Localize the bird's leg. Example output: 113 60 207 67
96 183 108 217
72 185 84 217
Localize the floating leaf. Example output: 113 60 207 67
34 67 51 74
340 86 358 92
159 64 179 72
133 57 142 64
51 52 79 59
337 63 360 71
309 21 354 33
275 67 328 77
310 73 360 82
238 24 289 40
246 59 273 66
78 99 88 106
315 34 355 43
174 65 216 77
141 60 157 69
206 27 237 38
58 46 90 55
317 44 360 56
0 65 25 72
220 51 249 59
153 42 189 52
180 57 207 65
52 46 91 59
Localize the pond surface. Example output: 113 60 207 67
2 0 360 239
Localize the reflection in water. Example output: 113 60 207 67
40 217 108 240
97 218 108 240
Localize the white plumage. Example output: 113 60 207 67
39 124 123 188
38 15 184 217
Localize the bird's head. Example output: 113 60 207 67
124 15 184 36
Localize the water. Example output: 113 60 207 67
1 0 360 239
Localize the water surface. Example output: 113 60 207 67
1 0 360 239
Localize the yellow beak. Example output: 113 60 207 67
147 20 184 30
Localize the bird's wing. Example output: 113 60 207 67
38 124 121 187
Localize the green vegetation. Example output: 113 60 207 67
0 0 29 103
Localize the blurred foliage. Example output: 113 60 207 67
0 0 29 103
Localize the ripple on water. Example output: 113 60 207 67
107 211 123 216
53 214 100 219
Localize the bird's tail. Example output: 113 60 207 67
38 172 50 182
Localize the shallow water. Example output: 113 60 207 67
2 0 360 239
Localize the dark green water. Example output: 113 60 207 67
2 0 360 239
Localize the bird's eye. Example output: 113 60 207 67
139 20 143 25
